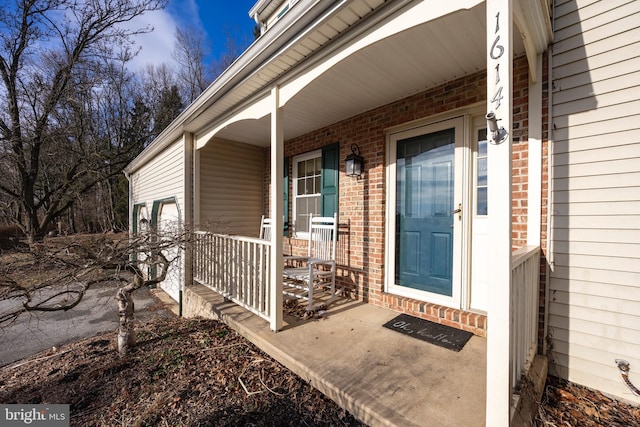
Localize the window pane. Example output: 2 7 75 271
314 176 321 193
298 161 305 177
306 177 314 194
477 157 487 186
476 128 488 216
477 187 488 215
478 130 487 155
296 177 304 195
315 157 322 174
305 159 314 176
296 198 310 232
295 195 321 233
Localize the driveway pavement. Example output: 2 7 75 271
0 284 176 367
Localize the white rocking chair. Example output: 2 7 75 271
283 214 338 311
259 215 272 241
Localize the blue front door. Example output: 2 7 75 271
395 128 456 296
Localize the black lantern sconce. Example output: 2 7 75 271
345 144 364 178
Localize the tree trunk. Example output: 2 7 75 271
69 205 77 235
116 251 170 354
115 276 142 355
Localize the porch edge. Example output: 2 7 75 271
183 282 422 427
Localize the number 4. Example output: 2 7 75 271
491 86 504 110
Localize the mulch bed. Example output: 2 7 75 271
0 317 365 426
535 375 640 426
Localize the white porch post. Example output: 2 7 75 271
183 132 195 317
528 53 543 247
269 86 284 332
486 0 513 425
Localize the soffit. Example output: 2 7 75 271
213 2 526 146
185 0 390 136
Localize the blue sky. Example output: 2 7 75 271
129 0 258 70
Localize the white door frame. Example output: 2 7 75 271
385 115 469 308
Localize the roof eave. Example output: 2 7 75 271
125 0 328 175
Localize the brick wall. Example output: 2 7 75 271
262 55 547 337
512 55 530 249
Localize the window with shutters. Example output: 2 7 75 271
290 143 339 237
293 150 321 236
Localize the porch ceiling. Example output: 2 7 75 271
213 3 525 146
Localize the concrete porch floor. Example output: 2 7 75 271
184 283 486 427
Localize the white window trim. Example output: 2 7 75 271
292 149 321 238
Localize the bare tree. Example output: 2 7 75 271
209 32 250 80
173 28 210 104
0 0 166 242
0 229 189 354
140 62 177 115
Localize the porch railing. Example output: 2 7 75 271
193 231 272 321
510 245 541 391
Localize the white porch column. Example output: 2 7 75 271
528 53 543 247
486 0 513 425
269 86 284 332
183 132 195 317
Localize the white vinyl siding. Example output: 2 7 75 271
130 138 185 212
549 0 640 403
198 138 264 236
130 138 186 299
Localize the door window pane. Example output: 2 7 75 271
476 129 488 216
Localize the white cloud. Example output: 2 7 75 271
171 0 204 30
125 8 180 72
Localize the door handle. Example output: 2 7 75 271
451 204 462 220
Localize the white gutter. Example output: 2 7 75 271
249 0 275 22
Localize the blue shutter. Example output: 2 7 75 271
132 204 141 234
131 203 143 263
283 157 289 236
149 200 161 278
321 143 339 217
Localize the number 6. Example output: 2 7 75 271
490 35 504 60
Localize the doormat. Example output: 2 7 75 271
383 314 472 352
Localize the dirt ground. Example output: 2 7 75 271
0 316 365 426
534 375 640 427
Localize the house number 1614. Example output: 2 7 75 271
490 12 504 110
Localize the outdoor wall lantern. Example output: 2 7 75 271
345 143 364 178
486 111 509 145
